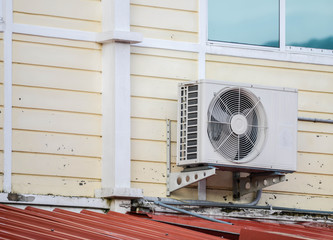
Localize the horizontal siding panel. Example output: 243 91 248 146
0 85 3 105
131 54 197 80
131 97 177 120
0 107 3 127
131 182 166 197
172 188 266 203
12 130 102 158
131 5 197 33
132 47 197 60
13 41 102 71
171 187 222 202
14 13 101 32
267 173 333 196
13 108 102 136
131 140 177 163
0 130 3 150
14 0 101 21
299 91 333 114
12 152 101 179
12 174 100 197
0 152 3 172
0 63 3 83
206 54 333 73
298 131 333 155
258 192 333 211
131 140 166 162
13 64 102 93
13 86 101 114
131 0 198 11
131 26 198 42
131 75 180 100
297 152 333 175
131 161 166 184
13 34 101 50
298 120 333 134
206 60 333 93
131 118 176 141
0 41 3 61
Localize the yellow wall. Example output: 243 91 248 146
2 0 332 212
125 0 333 212
129 45 333 211
13 0 102 32
0 33 3 191
130 0 198 42
203 55 333 210
11 34 102 197
130 47 197 196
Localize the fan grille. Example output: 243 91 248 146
207 87 267 162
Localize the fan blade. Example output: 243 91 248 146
218 133 238 160
211 103 231 123
242 108 253 126
210 100 232 141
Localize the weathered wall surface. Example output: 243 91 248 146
131 0 198 42
202 56 333 210
7 0 103 197
13 0 102 32
130 47 197 196
1 0 332 211
11 34 102 197
129 0 333 211
0 33 3 192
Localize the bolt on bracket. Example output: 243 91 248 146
167 167 216 196
233 171 286 200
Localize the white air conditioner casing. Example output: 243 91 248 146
177 80 298 172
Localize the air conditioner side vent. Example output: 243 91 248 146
179 84 199 162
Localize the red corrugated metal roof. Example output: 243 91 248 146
148 214 333 240
0 204 332 240
0 204 221 239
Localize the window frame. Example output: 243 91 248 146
206 0 333 57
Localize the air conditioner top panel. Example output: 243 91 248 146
179 79 298 93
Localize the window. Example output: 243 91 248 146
208 0 279 47
208 0 333 52
286 0 333 50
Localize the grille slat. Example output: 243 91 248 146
179 84 199 162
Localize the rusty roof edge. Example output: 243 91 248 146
0 193 110 210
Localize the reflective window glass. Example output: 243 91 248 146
208 0 280 47
286 0 333 50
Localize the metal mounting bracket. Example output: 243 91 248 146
167 167 216 196
233 171 286 200
165 120 215 196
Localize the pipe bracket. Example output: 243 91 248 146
233 171 285 200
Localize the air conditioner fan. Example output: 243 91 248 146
207 87 267 163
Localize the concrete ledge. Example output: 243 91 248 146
96 30 143 44
0 193 110 209
95 188 143 199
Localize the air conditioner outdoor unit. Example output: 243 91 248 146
177 80 298 172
